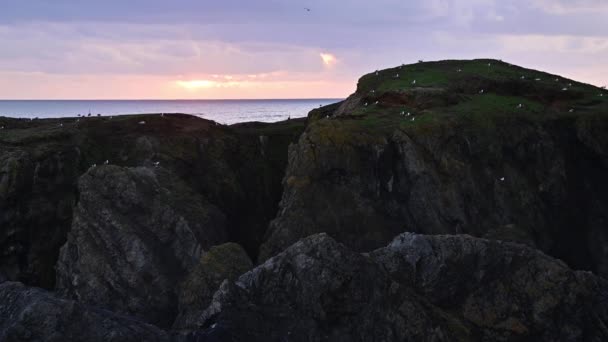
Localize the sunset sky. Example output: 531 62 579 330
0 0 607 99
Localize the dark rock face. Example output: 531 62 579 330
199 233 608 342
56 165 227 327
0 135 81 288
174 242 253 331
0 282 168 342
260 114 608 276
371 233 608 341
0 115 305 289
197 234 468 342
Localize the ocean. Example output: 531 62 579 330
0 99 343 125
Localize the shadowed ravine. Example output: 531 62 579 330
1 59 607 341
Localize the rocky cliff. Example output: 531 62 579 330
1 59 607 341
261 59 608 278
0 114 305 288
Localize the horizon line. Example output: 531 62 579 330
0 98 346 101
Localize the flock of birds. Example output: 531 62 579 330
360 61 607 122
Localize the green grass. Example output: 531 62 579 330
449 94 543 116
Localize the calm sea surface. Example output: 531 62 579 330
0 99 342 125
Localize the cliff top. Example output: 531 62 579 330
307 58 607 141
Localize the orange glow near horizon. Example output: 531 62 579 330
176 79 217 89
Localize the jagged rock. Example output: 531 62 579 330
173 242 253 331
56 165 227 327
370 233 608 341
198 233 608 341
0 282 168 342
197 234 470 342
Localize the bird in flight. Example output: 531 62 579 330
305 8 311 12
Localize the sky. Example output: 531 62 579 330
0 0 606 99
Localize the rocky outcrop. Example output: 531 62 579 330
371 233 608 341
56 165 227 327
0 114 305 289
196 233 469 342
260 60 608 277
173 242 253 331
198 233 608 341
0 282 168 342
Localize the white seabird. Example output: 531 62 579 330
569 109 574 113
138 121 146 125
154 161 160 167
517 104 523 109
500 177 505 182
562 88 568 91
411 80 416 85
479 89 485 94
104 160 109 165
